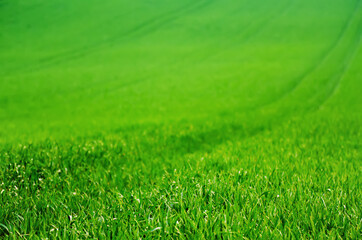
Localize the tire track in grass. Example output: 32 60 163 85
185 0 357 119
106 118 268 162
315 43 361 111
3 0 217 105
47 0 216 97
0 0 327 125
0 0 214 107
2 0 214 76
321 41 361 107
315 18 361 109
201 29 360 161
161 1 362 157
155 0 293 116
254 0 360 111
2 0 288 102
298 0 361 112
37 0 213 63
103 0 214 46
209 11 360 153
46 0 350 152
183 0 294 111
301 0 361 112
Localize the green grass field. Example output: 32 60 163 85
1 0 361 238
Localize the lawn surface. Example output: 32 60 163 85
0 0 361 238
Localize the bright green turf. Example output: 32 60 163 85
0 0 361 238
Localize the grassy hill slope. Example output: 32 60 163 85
0 0 361 238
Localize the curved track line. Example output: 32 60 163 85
60 0 213 61
307 1 361 111
3 0 214 76
316 36 361 110
16 1 217 104
1 1 213 101
255 0 360 111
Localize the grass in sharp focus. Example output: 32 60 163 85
0 0 361 239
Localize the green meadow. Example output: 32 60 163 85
0 0 361 238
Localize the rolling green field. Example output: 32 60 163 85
0 0 361 238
